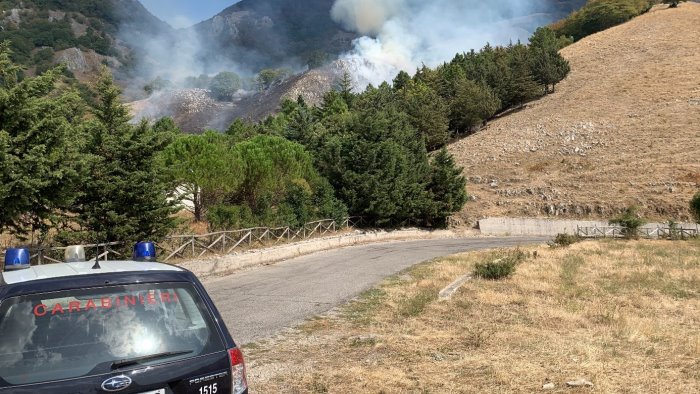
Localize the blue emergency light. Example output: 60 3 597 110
133 242 156 262
4 248 30 271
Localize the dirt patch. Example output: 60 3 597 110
244 239 700 393
450 3 700 224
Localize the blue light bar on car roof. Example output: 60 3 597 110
133 242 156 262
4 248 30 271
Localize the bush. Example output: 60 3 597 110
551 233 581 248
473 249 527 280
609 206 646 239
209 71 242 101
207 204 256 231
690 191 700 223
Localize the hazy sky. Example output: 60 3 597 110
139 0 240 28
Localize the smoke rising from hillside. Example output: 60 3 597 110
331 0 556 88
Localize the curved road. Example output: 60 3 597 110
204 236 549 344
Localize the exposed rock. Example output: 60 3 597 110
566 378 594 388
56 48 89 72
48 10 65 22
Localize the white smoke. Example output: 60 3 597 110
332 0 553 88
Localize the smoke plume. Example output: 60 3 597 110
332 0 561 88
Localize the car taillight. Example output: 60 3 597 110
228 348 247 394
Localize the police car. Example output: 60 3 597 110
0 243 247 394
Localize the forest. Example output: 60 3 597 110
0 26 570 245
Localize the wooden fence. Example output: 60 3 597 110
159 216 363 261
22 217 363 265
576 225 699 239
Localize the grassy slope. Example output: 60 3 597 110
448 3 700 225
245 239 700 393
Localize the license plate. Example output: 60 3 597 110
139 390 165 394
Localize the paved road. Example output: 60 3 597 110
204 236 549 344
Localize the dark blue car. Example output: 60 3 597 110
0 245 247 394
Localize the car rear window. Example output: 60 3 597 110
0 282 225 386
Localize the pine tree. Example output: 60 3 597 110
160 132 243 222
397 80 451 150
0 42 86 237
505 43 543 108
426 149 467 228
70 68 177 244
529 27 571 93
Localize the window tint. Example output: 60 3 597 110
0 283 225 386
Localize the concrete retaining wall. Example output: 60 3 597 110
479 217 699 236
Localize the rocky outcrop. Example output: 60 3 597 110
55 48 89 72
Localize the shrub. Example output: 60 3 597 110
551 233 581 247
473 249 527 280
207 204 256 231
209 71 242 101
690 191 700 223
609 206 646 239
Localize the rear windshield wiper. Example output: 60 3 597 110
110 350 194 370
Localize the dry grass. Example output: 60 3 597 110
449 3 700 224
244 239 700 393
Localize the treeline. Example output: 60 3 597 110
1 25 570 244
177 27 570 228
551 0 662 42
0 42 177 245
145 68 293 98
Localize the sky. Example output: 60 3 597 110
139 0 240 28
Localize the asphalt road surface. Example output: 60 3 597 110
204 236 549 344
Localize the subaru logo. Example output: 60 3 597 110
101 375 132 392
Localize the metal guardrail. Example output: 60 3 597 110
576 225 699 239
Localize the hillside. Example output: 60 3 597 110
449 2 700 225
0 0 171 88
192 0 356 72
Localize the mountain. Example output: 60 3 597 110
0 0 171 79
192 0 357 72
448 2 700 224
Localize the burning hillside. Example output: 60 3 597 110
128 61 349 133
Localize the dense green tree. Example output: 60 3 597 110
321 107 432 227
392 70 411 91
396 80 451 150
0 43 86 237
426 149 468 228
529 27 571 93
160 132 243 222
69 69 177 243
504 43 543 108
450 77 501 133
209 71 242 101
226 118 260 142
690 191 700 223
336 71 355 107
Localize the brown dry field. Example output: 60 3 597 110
449 3 700 225
244 239 700 393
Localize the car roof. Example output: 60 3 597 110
1 261 183 285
